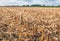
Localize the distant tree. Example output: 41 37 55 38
26 5 29 7
31 4 42 7
43 4 45 7
51 5 54 7
23 5 29 7
23 5 25 7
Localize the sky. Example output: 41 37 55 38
0 0 60 6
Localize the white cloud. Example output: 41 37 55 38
0 0 29 6
31 0 60 6
0 0 60 6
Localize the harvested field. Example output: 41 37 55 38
0 7 60 41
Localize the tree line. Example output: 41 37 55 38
22 4 60 7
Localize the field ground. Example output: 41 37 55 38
0 7 60 41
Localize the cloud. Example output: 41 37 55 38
31 0 60 6
0 0 29 6
0 0 60 6
46 0 60 6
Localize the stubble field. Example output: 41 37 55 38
0 7 60 41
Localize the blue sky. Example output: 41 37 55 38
0 0 60 6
